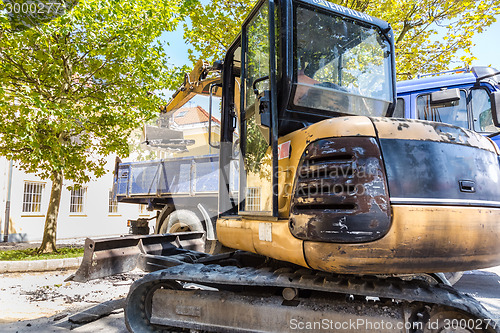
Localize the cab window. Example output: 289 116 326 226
393 98 405 118
416 91 467 129
471 88 500 133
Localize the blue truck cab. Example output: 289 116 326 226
396 67 500 146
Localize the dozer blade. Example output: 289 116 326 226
67 232 205 282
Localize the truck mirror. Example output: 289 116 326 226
212 60 223 71
258 90 271 129
491 91 500 127
430 88 460 107
232 138 240 159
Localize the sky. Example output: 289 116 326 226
162 27 192 68
469 19 500 69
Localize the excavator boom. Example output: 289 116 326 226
161 59 222 114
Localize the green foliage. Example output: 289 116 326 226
244 117 269 174
0 247 84 261
0 0 186 252
365 0 500 78
0 0 184 184
183 0 251 63
181 0 500 78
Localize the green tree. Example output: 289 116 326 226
182 0 500 78
183 0 249 63
0 0 183 253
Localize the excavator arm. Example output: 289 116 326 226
160 59 223 115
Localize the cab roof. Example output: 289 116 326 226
397 67 499 94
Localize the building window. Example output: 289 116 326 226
70 187 87 213
109 191 118 213
245 187 261 211
22 182 45 213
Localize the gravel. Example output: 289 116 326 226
0 269 142 324
0 259 499 333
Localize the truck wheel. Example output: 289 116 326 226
159 209 221 254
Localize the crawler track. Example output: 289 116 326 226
124 259 499 333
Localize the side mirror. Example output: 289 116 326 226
212 60 223 71
491 91 500 127
430 88 460 107
251 90 271 145
257 90 271 128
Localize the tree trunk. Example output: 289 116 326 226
37 171 63 254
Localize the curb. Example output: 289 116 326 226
0 257 83 273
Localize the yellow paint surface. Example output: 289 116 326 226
304 205 500 274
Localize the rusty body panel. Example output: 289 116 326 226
289 137 391 243
276 116 499 217
304 205 500 274
276 116 377 218
219 116 500 274
371 117 496 151
218 204 500 274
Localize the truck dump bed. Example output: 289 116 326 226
114 154 220 203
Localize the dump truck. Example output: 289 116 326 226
115 153 236 253
70 0 500 331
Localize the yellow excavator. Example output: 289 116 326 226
70 0 500 331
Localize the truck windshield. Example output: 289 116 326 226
293 5 392 117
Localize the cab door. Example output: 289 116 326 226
239 0 279 217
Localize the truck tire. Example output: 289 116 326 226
159 209 221 254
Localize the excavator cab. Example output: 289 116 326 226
219 0 396 217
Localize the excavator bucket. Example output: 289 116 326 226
67 232 205 282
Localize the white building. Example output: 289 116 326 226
0 156 155 242
0 104 219 243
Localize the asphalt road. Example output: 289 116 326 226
1 267 499 333
454 266 500 319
